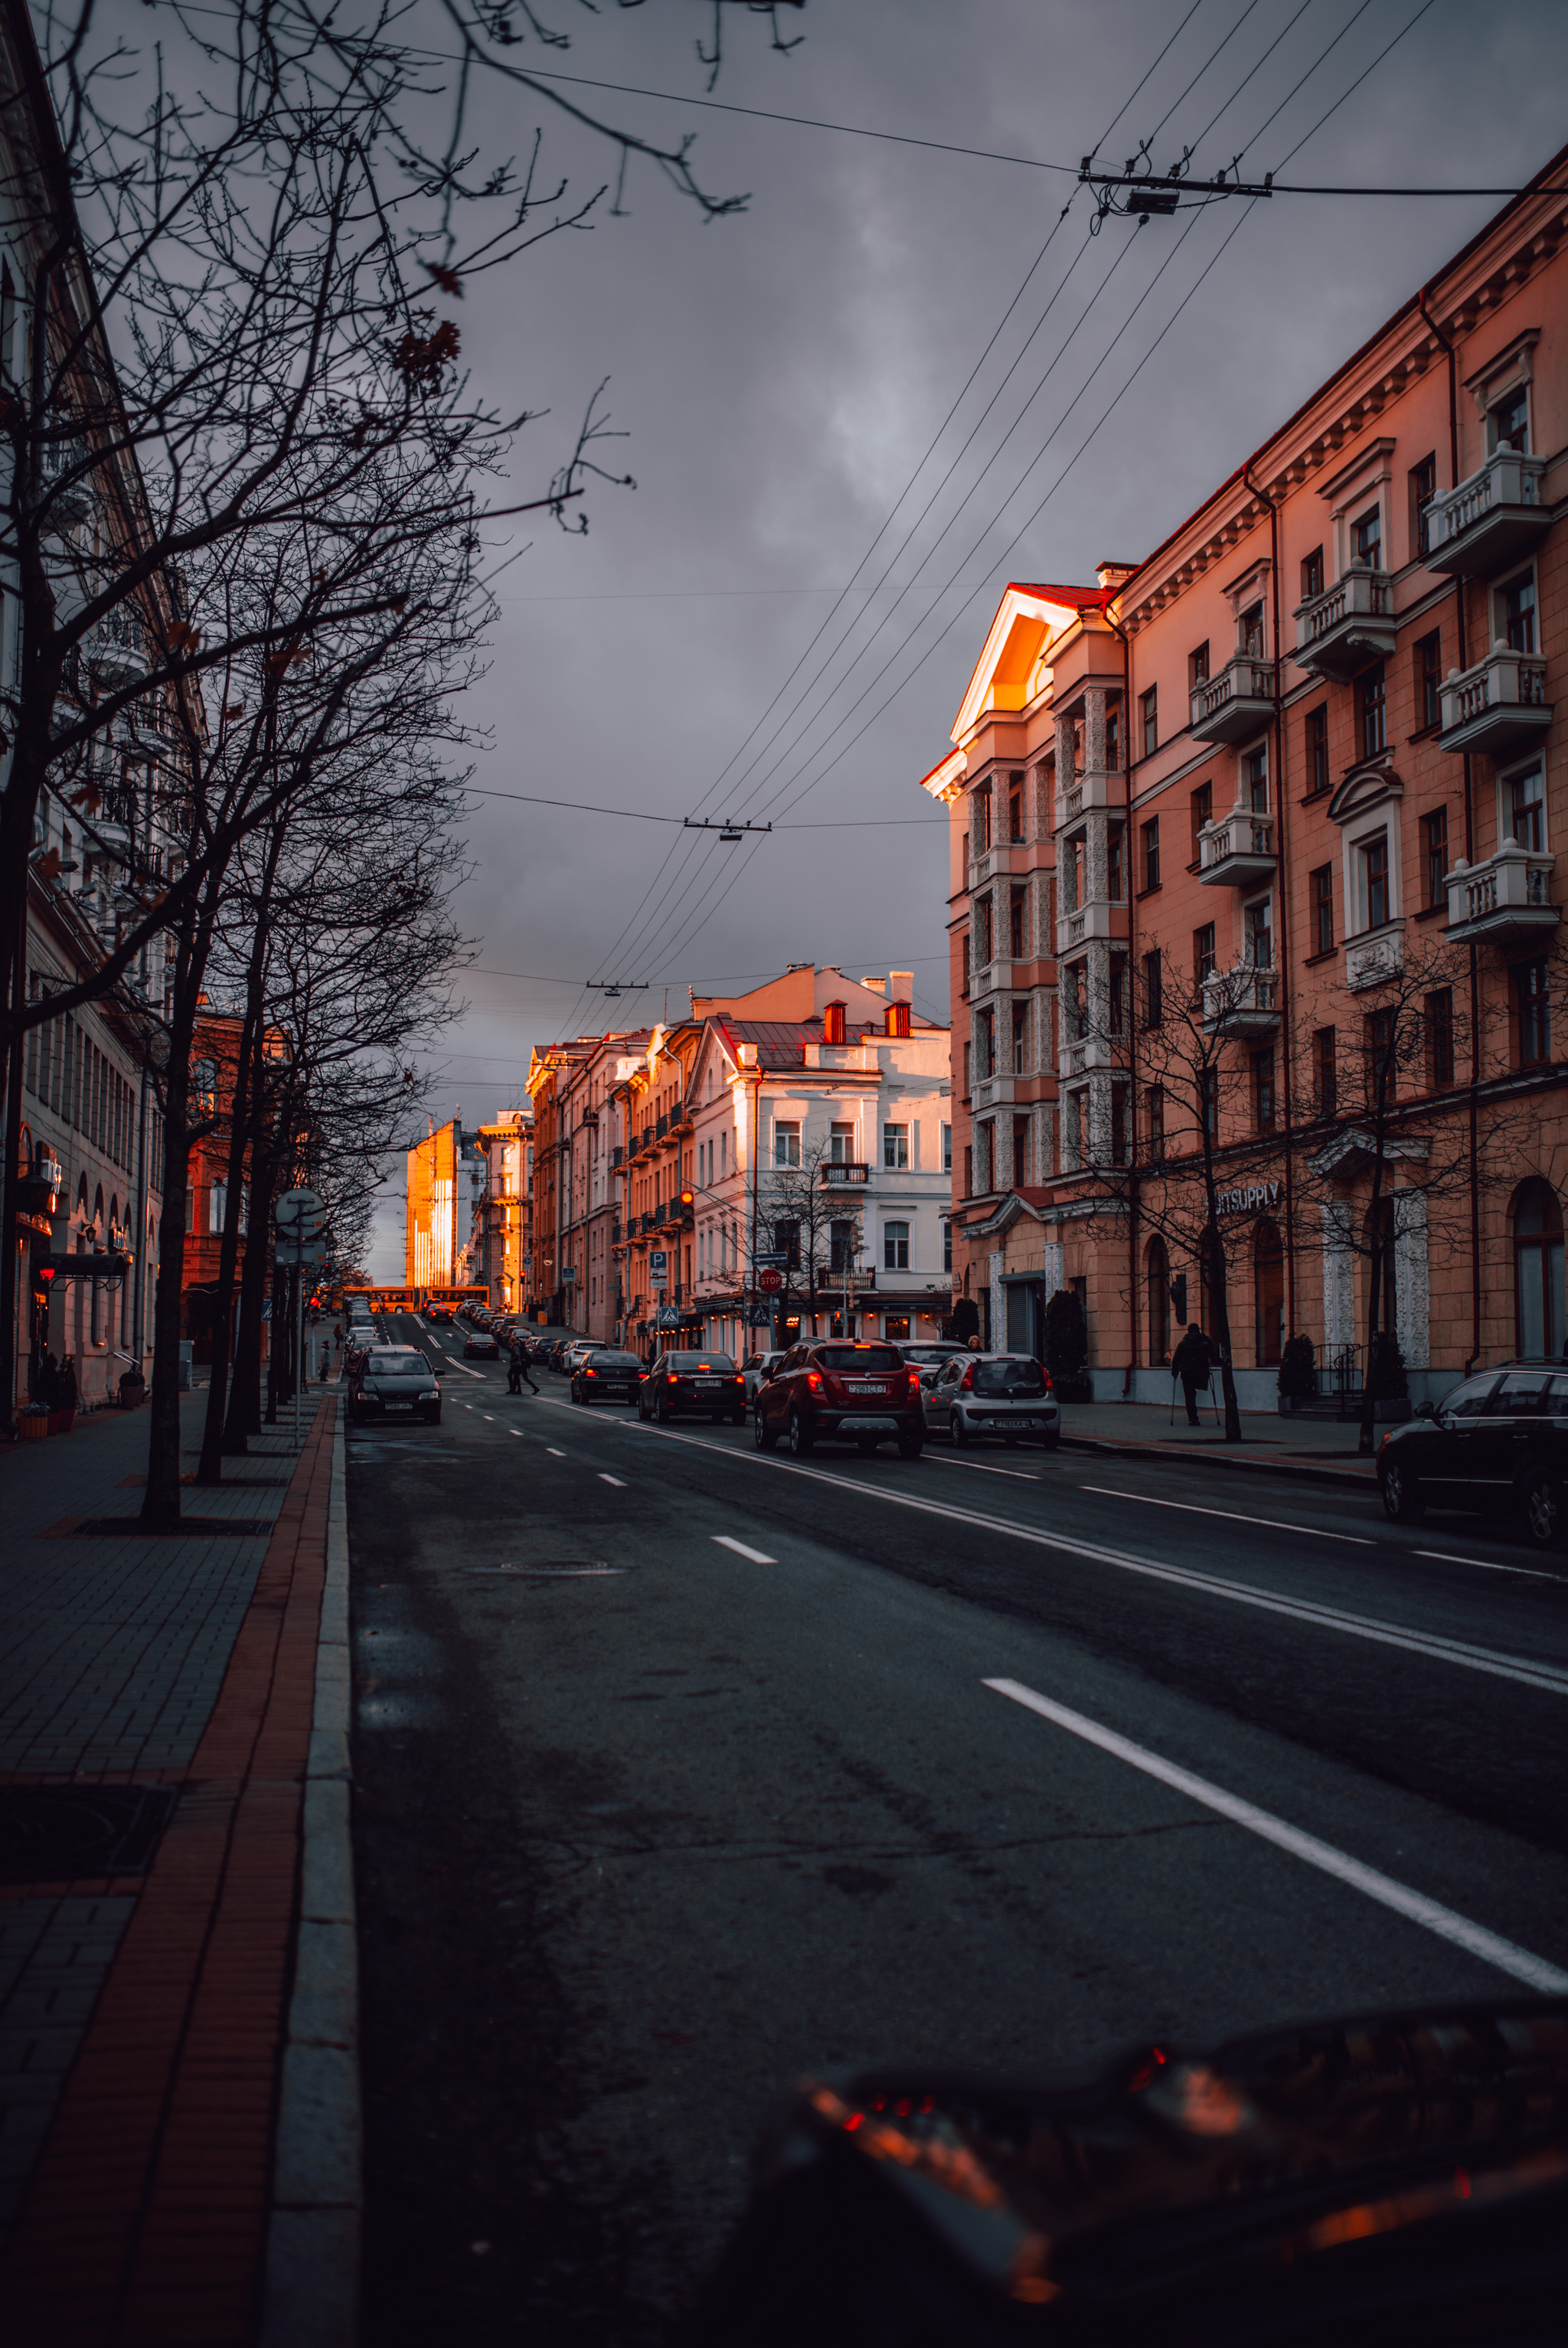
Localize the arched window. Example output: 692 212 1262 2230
1146 1237 1170 1365
1513 1178 1564 1357
883 1220 910 1272
1253 1217 1285 1367
93 1182 104 1226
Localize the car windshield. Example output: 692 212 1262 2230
589 1353 642 1370
972 1358 1047 1395
816 1346 904 1372
668 1354 735 1372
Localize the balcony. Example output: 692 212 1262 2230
1061 1030 1126 1079
1198 808 1277 889
971 1073 1016 1112
655 1113 669 1138
611 1145 624 1168
1344 921 1403 992
1445 840 1558 945
1437 645 1551 761
1054 895 1125 956
1293 567 1396 678
91 609 145 684
818 1160 870 1187
1189 656 1276 745
1050 767 1122 834
1200 962 1280 1036
1425 448 1549 578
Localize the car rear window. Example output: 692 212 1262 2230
668 1354 736 1372
588 1353 642 1370
815 1346 904 1372
972 1358 1047 1395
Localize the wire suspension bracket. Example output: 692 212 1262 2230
683 816 774 843
1080 144 1272 229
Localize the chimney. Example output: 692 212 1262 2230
823 1000 846 1045
859 975 886 996
737 1042 758 1067
890 970 913 1001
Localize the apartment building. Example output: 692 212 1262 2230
404 1116 486 1292
475 1107 533 1311
929 147 1568 1405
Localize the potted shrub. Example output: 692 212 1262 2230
1044 1288 1092 1403
1277 1332 1316 1415
949 1298 979 1345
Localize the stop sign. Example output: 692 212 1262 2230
758 1267 783 1294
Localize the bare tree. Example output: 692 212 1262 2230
756 1137 864 1336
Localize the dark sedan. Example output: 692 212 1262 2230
1378 1360 1568 1546
462 1328 501 1360
570 1349 645 1406
638 1350 746 1424
348 1347 441 1425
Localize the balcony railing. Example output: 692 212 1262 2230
1425 447 1549 578
1344 923 1403 992
1200 962 1279 1035
1054 893 1125 956
1293 566 1396 678
1189 656 1276 745
655 1112 669 1138
611 1145 624 1167
818 1161 870 1186
1198 808 1277 888
1437 645 1551 761
1445 841 1558 945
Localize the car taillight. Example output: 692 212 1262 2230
733 1375 744 1385
961 1365 976 1390
906 1373 920 1398
807 1370 822 1390
586 1367 596 1377
668 1373 679 1383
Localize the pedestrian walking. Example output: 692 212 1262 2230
1170 1322 1215 1426
508 1335 538 1396
320 1338 331 1380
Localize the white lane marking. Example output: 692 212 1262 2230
446 1360 488 1380
510 1428 525 1437
598 1473 626 1488
622 1422 1568 1697
985 1679 1568 1994
926 1454 1040 1482
482 1415 495 1422
713 1535 776 1564
1416 1549 1562 1582
547 1447 566 1458
1080 1484 1375 1546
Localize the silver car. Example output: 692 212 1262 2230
923 1351 1060 1449
743 1349 789 1404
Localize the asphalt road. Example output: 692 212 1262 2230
346 1313 1568 2346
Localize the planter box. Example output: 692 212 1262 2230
17 1413 50 1441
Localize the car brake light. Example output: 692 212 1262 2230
807 1370 822 1390
733 1375 743 1384
668 1373 679 1383
961 1365 976 1390
586 1367 596 1376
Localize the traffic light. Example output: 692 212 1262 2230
679 1188 694 1210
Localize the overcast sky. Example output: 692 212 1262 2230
368 0 1568 1275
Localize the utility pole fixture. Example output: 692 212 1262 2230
1079 152 1272 227
584 980 650 1001
683 818 773 843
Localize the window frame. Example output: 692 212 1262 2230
1139 684 1158 758
1421 807 1449 908
1305 703 1329 795
1141 813 1161 893
1507 762 1547 853
882 1121 910 1171
1415 629 1442 731
1498 566 1537 655
1312 862 1334 955
882 1219 910 1272
1314 1026 1338 1118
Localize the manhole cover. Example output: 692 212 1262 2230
0 1786 181 1883
469 1562 627 1577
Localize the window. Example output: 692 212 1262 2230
1109 961 1126 1037
1188 641 1210 689
1141 815 1160 892
1139 684 1158 757
943 1220 952 1274
972 786 992 853
1510 766 1545 851
1143 949 1164 1028
1200 1067 1218 1138
1410 630 1442 732
1146 1236 1170 1364
883 1122 909 1169
977 1122 994 1193
941 1122 952 1173
1501 570 1537 655
1352 505 1382 569
1366 1005 1399 1102
829 1218 854 1272
1244 745 1268 814
1012 1113 1029 1185
1254 1218 1285 1367
1240 601 1265 659
1357 662 1387 759
1251 1050 1276 1132
1008 778 1023 841
1011 1001 1028 1076
1105 706 1121 769
978 1007 995 1079
1422 808 1449 907
1426 989 1455 1089
1305 704 1329 795
1067 962 1088 1041
1489 387 1530 455
1107 823 1124 901
1312 864 1334 955
1516 958 1551 1066
963 1144 973 1199
775 1219 802 1269
1009 887 1026 958
1190 779 1212 864
1410 452 1437 557
1513 1178 1563 1355
1361 834 1390 930
773 1120 801 1167
1194 922 1216 983
1302 545 1325 601
1245 897 1272 971
1315 1027 1337 1117
1145 1085 1165 1161
960 933 970 998
977 896 994 966
1111 1087 1129 1167
830 1122 854 1163
962 1039 972 1096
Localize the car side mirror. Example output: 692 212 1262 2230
1414 1400 1436 1420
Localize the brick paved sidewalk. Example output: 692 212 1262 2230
1056 1398 1383 1484
0 1392 348 2345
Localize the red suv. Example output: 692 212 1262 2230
753 1341 923 1458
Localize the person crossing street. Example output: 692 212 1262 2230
508 1334 538 1396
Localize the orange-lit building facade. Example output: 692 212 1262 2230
404 1117 485 1292
929 152 1568 1405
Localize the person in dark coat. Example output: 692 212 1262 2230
1171 1323 1214 1425
508 1334 538 1396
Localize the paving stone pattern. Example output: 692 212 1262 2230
0 1895 136 2245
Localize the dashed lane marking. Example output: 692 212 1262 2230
547 1448 566 1458
986 1678 1568 1994
926 1454 1040 1481
598 1474 626 1488
1416 1549 1564 1582
1079 1484 1375 1546
712 1535 776 1564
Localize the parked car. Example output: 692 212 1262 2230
639 1350 747 1424
899 1340 972 1388
742 1349 789 1403
1378 1360 1568 1546
921 1351 1058 1448
462 1327 501 1360
753 1341 923 1458
570 1348 645 1406
348 1347 441 1425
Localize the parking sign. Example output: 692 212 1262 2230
650 1249 668 1278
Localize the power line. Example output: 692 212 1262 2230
459 782 945 826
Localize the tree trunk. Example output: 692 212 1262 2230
193 1019 260 1482
140 903 217 1528
1358 1158 1389 1458
224 1156 276 1447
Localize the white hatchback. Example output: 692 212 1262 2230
923 1352 1060 1449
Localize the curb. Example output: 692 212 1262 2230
260 1405 361 2348
1057 1432 1380 1492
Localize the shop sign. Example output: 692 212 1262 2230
1217 1179 1281 1216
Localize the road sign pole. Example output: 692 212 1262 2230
294 1251 302 1443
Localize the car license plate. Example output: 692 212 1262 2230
384 1401 413 1411
696 1380 721 1391
847 1383 887 1395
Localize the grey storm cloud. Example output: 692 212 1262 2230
368 0 1568 1272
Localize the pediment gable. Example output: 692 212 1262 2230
952 582 1102 740
1328 758 1403 825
